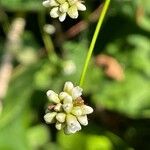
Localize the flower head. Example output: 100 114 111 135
44 81 93 134
42 0 86 22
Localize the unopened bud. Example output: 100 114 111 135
59 2 69 13
63 81 74 93
62 103 73 113
71 106 82 116
49 0 59 6
77 115 88 126
57 0 66 4
81 105 93 115
66 114 81 134
42 0 50 7
68 5 78 19
59 13 67 22
47 90 60 103
55 121 63 130
71 86 83 99
54 103 62 111
50 7 59 18
76 2 86 11
56 113 66 123
44 112 57 124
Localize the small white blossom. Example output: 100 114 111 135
44 112 57 123
44 81 93 134
42 0 86 22
77 115 88 126
63 60 76 75
46 90 60 103
55 121 63 130
56 113 66 122
43 24 56 34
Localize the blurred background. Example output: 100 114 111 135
0 0 150 149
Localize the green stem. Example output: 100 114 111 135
38 13 57 60
79 0 111 87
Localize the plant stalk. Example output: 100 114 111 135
79 0 111 87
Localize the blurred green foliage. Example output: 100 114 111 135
0 0 150 150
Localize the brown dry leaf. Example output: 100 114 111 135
95 54 125 81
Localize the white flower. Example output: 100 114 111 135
44 81 93 134
65 114 81 134
56 113 66 122
42 0 86 22
77 115 88 126
46 90 60 103
63 60 76 75
43 24 56 34
44 112 57 124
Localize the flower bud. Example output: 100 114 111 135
71 86 83 99
54 103 62 111
42 0 50 7
63 95 73 103
59 92 73 103
57 0 66 4
56 113 66 123
66 114 81 134
68 5 78 19
55 121 63 130
43 24 56 34
81 105 93 115
76 2 86 11
68 0 77 5
71 106 82 116
50 7 59 18
46 90 60 103
63 81 74 93
62 103 73 113
44 112 57 124
77 115 88 126
49 0 59 6
59 2 69 13
59 13 67 22
59 92 68 100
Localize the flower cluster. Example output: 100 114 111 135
42 0 86 22
44 81 93 134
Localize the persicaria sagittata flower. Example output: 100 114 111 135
42 0 86 22
44 81 93 134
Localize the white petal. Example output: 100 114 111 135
56 113 66 122
68 5 79 19
59 92 73 103
55 121 63 130
43 24 56 34
50 7 59 18
63 81 74 93
54 103 62 111
57 0 66 4
49 0 59 6
63 95 73 103
59 2 69 13
42 0 50 7
44 112 57 124
68 0 77 5
59 13 67 22
76 2 86 11
46 90 60 103
77 115 88 126
71 86 83 99
66 114 81 134
59 92 68 100
71 106 82 116
81 105 93 115
62 103 73 113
